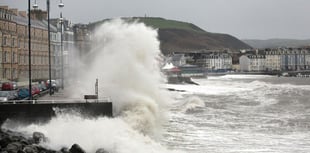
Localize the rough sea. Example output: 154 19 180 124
164 75 310 153
2 19 310 153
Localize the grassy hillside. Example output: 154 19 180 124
89 17 252 54
135 17 205 33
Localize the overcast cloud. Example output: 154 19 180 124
2 0 310 39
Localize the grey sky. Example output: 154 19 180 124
2 0 310 39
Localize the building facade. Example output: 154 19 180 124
265 49 281 71
0 6 60 82
73 24 90 63
239 54 266 72
62 20 74 80
240 48 310 72
195 53 232 71
265 48 310 71
0 6 19 81
279 48 308 71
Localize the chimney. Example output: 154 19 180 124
31 9 47 20
0 6 9 10
9 8 18 15
19 11 27 17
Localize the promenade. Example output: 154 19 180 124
36 89 86 103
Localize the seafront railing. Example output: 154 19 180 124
0 97 112 105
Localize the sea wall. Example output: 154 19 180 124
0 102 113 125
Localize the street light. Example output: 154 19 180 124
33 0 38 9
46 0 52 95
47 0 64 95
59 0 64 89
28 0 33 100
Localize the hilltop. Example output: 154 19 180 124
89 17 251 54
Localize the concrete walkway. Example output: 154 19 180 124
37 89 77 101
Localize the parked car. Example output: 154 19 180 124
32 86 40 95
18 88 36 99
1 82 17 91
46 80 59 91
0 91 18 102
12 82 17 90
38 82 47 91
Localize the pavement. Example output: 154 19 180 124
37 88 109 103
37 89 77 102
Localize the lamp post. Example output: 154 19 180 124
28 0 33 100
59 0 64 89
47 0 52 95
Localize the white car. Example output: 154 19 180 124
0 91 17 102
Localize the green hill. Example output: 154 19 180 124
89 17 251 54
134 17 205 33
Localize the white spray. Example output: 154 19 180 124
83 19 169 135
4 19 183 153
182 96 205 113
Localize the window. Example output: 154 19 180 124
13 69 16 79
3 68 6 78
24 55 26 64
18 54 21 64
13 52 15 63
3 51 7 63
12 38 15 47
3 36 6 46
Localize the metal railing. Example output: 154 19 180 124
0 97 112 105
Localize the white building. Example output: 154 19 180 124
196 53 232 71
279 48 308 71
239 54 266 72
265 49 281 71
306 51 310 70
51 18 75 85
167 54 187 67
63 20 75 80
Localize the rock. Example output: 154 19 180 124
69 144 85 153
19 140 29 146
0 136 11 148
32 132 45 144
36 145 52 153
95 148 109 153
6 142 23 153
10 136 24 143
0 130 59 153
23 145 38 153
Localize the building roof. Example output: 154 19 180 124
171 54 185 61
247 54 265 59
3 6 59 32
